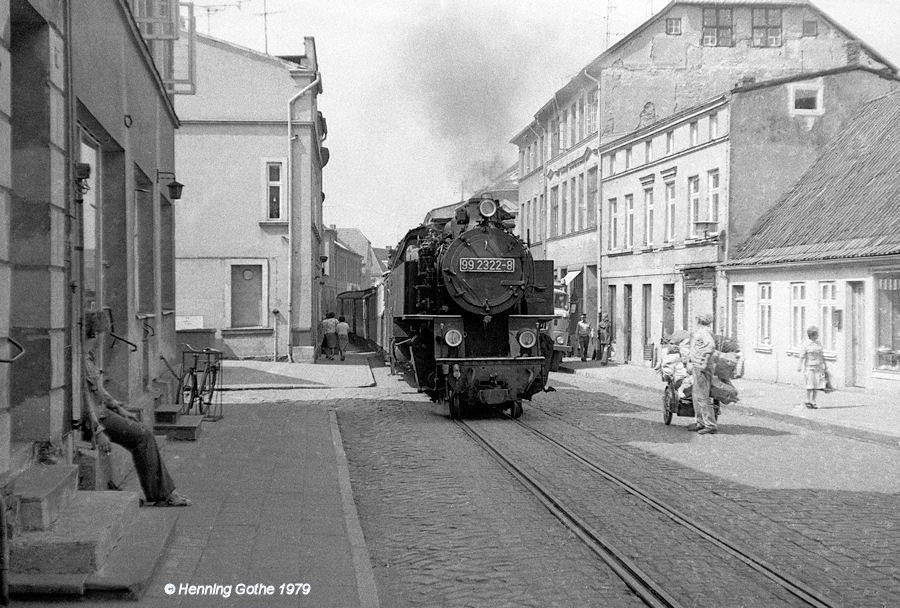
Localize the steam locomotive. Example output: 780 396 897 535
386 195 557 419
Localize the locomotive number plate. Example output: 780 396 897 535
459 258 515 272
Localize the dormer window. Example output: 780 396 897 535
752 8 782 47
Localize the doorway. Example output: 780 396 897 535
642 284 653 361
847 281 866 387
624 284 633 362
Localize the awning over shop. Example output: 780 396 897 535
562 269 582 287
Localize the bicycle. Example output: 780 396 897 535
178 343 222 417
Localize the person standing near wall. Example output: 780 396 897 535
576 313 592 361
595 312 611 365
798 326 827 409
321 312 339 360
336 315 350 361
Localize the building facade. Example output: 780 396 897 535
511 0 896 361
725 91 900 396
2 0 185 588
321 226 363 322
174 34 327 361
336 228 385 288
601 67 897 365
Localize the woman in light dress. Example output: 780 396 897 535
798 326 827 409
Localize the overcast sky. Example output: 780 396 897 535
190 0 900 249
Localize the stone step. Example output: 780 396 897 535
13 464 79 531
75 435 168 491
10 499 180 600
154 414 203 441
10 491 140 575
154 402 182 424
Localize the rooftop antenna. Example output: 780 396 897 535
256 0 285 55
197 1 246 35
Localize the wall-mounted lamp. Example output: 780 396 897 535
156 170 184 200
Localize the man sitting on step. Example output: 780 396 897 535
82 311 191 507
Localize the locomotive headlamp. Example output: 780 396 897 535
444 328 463 347
478 198 498 218
518 329 537 349
555 335 566 345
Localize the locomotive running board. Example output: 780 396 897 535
435 357 546 363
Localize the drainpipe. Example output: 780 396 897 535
286 73 321 361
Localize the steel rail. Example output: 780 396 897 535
455 420 684 608
513 417 838 608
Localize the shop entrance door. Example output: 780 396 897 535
847 282 866 388
624 285 633 362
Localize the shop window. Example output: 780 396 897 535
876 274 900 371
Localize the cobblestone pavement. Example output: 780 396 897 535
340 366 899 608
530 372 900 607
337 396 647 608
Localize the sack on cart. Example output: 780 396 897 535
710 376 739 404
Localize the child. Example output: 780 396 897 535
798 326 827 409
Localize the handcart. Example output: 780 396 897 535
657 332 739 426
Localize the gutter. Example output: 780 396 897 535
286 72 321 361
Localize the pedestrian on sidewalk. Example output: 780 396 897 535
687 313 718 435
595 312 612 365
576 314 592 361
336 315 351 361
321 312 339 360
798 326 827 409
82 311 191 507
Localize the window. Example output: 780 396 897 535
587 167 598 227
803 20 818 37
560 110 568 150
820 282 837 351
877 274 900 371
625 147 632 170
609 152 616 175
666 18 682 35
688 176 700 238
645 140 653 164
608 198 618 250
643 188 654 246
550 118 560 157
707 169 720 224
790 80 824 115
752 8 782 47
577 98 584 142
539 193 545 242
550 186 559 237
570 103 578 146
625 194 634 248
709 112 718 139
586 90 598 135
702 7 733 47
561 181 568 235
570 177 578 233
264 160 285 220
664 182 676 243
689 121 698 146
758 283 772 346
666 131 674 154
577 174 585 231
791 283 808 349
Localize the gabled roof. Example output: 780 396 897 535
729 90 900 266
529 0 896 122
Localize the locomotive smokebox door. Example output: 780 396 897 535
441 227 534 315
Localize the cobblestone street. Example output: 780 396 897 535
339 364 900 607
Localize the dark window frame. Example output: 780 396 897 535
752 8 783 47
702 8 733 47
666 18 682 36
802 20 818 37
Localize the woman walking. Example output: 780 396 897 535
336 316 351 361
798 326 827 409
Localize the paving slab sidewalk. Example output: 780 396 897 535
219 353 376 390
561 359 900 448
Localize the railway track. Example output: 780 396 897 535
455 416 839 608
